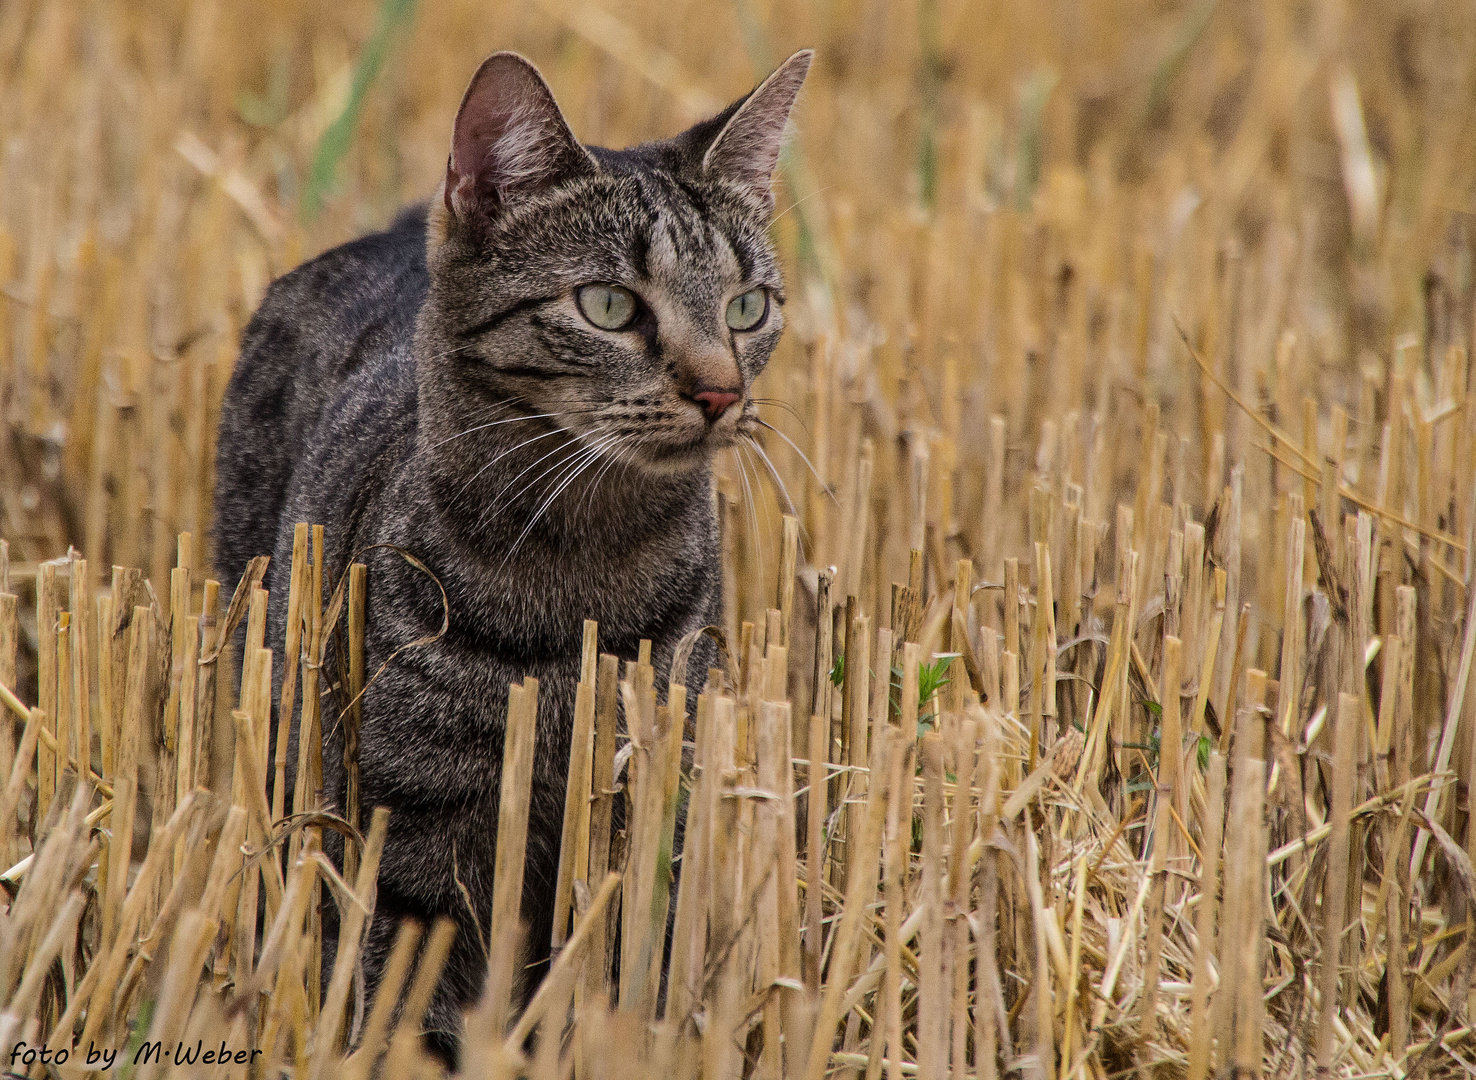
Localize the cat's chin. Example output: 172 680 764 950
630 434 731 477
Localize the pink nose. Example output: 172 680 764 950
692 389 741 420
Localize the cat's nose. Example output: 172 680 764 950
692 388 741 420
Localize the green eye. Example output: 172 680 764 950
725 289 768 331
576 284 638 330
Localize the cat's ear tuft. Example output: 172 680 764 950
444 52 595 225
701 50 813 210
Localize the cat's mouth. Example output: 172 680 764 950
548 393 751 478
619 406 746 474
637 425 739 471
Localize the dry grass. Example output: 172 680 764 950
5 0 1476 1075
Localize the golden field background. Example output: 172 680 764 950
3 0 1476 1076
3 0 1472 612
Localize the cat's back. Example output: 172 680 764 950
213 205 429 584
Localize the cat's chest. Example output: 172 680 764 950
472 558 709 658
371 480 714 646
361 529 712 668
353 570 692 738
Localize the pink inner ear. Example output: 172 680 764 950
446 53 591 219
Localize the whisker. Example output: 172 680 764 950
422 340 485 364
577 434 632 519
428 411 564 451
481 426 611 529
744 435 817 566
771 185 828 225
500 435 620 568
749 397 808 430
473 437 583 528
608 435 640 502
743 445 774 602
742 440 778 562
434 394 526 432
755 418 839 507
539 435 618 516
457 426 570 502
430 402 610 452
732 445 763 607
743 434 799 518
539 434 615 514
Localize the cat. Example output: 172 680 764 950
212 48 811 1058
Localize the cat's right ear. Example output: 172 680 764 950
442 53 595 227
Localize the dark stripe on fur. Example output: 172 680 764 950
458 293 558 339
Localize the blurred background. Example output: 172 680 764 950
2 0 1475 672
7 6 1476 1067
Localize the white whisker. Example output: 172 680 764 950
732 445 763 607
745 441 778 540
480 424 614 531
755 418 838 507
749 397 807 429
743 434 798 517
499 435 621 568
577 435 631 518
457 426 570 502
428 411 563 451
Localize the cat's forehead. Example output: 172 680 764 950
468 151 781 305
637 172 743 279
584 145 778 277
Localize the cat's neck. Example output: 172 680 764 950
414 402 712 556
401 403 717 648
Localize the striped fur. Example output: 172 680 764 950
212 50 810 1059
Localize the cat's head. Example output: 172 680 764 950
421 49 811 477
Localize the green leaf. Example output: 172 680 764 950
119 997 156 1080
891 654 961 722
918 654 959 702
302 0 420 222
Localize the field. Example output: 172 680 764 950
4 0 1476 1075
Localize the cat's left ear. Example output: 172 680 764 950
701 50 813 210
444 52 596 225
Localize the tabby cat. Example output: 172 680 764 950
212 48 811 1056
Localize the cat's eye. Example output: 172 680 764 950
577 284 638 330
725 289 768 331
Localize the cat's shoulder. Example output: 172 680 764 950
214 206 430 585
248 203 430 337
